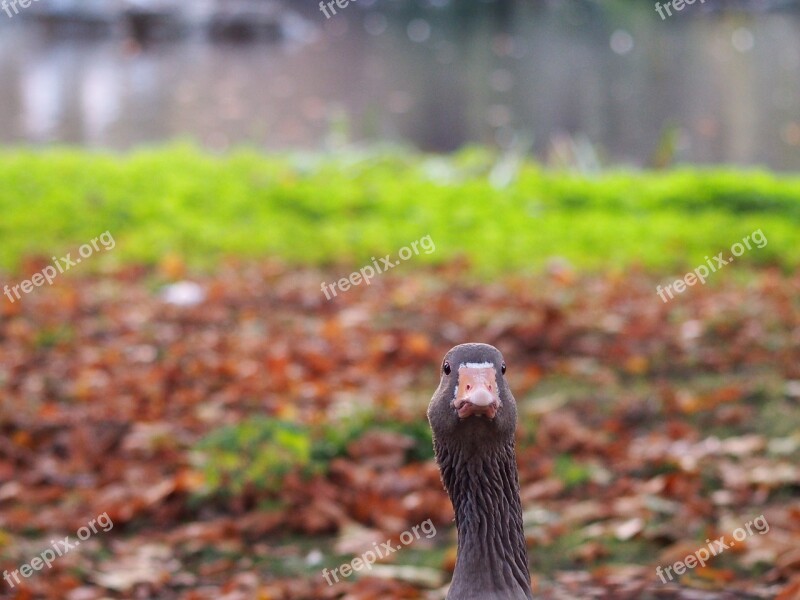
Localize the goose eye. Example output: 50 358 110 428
443 361 451 375
501 362 507 375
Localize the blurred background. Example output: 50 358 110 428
1 1 800 599
1 0 800 168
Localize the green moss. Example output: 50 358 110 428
194 414 433 498
553 454 593 489
1 145 798 274
194 417 312 496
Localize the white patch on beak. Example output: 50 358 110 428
461 362 494 369
468 387 494 407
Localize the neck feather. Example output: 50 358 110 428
435 440 533 599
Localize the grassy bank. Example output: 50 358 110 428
1 145 798 274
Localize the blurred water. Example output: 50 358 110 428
0 2 799 169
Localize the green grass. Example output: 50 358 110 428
193 413 433 499
1 145 798 274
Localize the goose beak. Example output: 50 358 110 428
453 365 500 420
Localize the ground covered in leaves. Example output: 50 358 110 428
1 260 799 599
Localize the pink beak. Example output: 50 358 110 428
453 366 500 420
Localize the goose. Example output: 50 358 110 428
428 343 533 600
